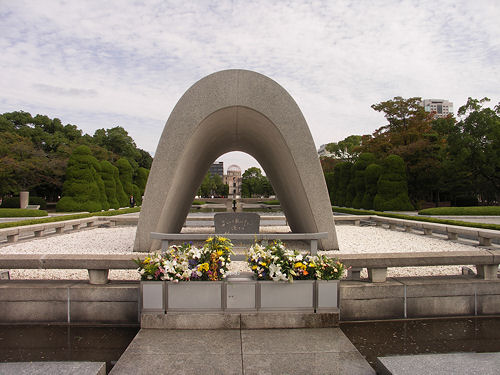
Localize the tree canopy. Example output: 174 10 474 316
241 167 274 198
321 96 500 208
0 110 153 201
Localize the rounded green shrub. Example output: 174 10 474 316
333 162 352 206
113 164 128 208
100 160 120 209
324 172 335 204
94 161 109 211
361 163 383 209
351 153 376 208
132 184 141 206
134 167 149 197
56 145 103 212
373 155 414 211
116 158 134 197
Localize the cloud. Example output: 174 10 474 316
0 0 499 169
33 83 97 97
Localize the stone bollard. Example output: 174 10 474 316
20 191 29 209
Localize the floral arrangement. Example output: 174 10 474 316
135 236 233 281
247 240 347 282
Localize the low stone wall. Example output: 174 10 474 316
0 280 139 324
1 276 499 324
340 275 500 321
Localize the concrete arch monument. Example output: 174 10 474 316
134 69 339 251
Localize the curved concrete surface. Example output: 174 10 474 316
134 69 338 251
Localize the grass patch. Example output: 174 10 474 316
192 200 205 205
0 208 48 217
0 207 140 229
332 206 500 231
260 200 280 205
418 206 500 216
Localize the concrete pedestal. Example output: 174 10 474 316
19 191 29 209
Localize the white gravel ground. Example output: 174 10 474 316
0 225 482 280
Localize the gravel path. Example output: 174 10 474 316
0 225 482 280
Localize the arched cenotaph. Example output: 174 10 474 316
134 69 339 252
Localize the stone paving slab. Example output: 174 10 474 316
110 328 375 375
376 352 500 375
0 361 105 375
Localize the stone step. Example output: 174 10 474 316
141 311 339 329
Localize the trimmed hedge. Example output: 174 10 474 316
260 200 280 205
0 208 48 217
332 206 500 231
418 206 500 216
113 164 128 207
362 163 382 210
117 158 134 196
334 162 352 207
0 207 141 229
352 153 376 209
100 160 120 209
135 167 149 199
56 145 105 212
373 155 414 211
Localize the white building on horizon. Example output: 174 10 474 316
317 144 333 157
421 99 453 118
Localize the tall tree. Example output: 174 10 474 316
445 98 500 204
241 167 272 198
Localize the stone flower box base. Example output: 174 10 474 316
316 280 339 312
141 281 165 313
167 281 224 312
258 280 315 312
140 279 339 313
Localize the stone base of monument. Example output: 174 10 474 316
140 277 340 314
141 310 339 329
0 362 106 375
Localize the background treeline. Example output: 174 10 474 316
241 167 274 198
198 173 229 197
321 97 499 209
0 110 152 210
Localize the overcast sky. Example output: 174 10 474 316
1 0 499 172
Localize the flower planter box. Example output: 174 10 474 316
166 281 223 312
141 281 165 313
258 280 315 312
316 280 339 312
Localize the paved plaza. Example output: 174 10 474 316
110 328 375 375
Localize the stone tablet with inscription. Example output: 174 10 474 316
214 213 260 234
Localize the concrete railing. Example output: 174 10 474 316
0 217 109 243
0 250 498 285
339 249 500 282
369 215 500 246
0 254 137 284
150 232 329 256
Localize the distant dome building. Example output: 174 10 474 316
224 164 242 198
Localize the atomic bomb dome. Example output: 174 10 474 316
224 164 242 198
